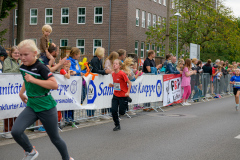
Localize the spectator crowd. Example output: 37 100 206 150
0 24 237 137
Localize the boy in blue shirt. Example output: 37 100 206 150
230 69 240 110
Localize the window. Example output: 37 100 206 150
60 39 68 47
30 9 37 25
153 15 156 27
15 9 18 25
141 42 144 58
45 8 53 24
94 7 103 24
159 0 162 4
78 7 86 24
152 44 155 50
147 13 151 27
157 16 162 26
30 38 37 45
135 41 139 54
76 39 85 54
93 39 102 54
142 11 145 28
136 9 140 26
163 0 166 6
157 46 160 56
146 43 150 55
61 8 69 24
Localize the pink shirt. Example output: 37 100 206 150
181 67 191 87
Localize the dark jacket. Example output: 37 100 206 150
90 56 106 75
202 63 212 75
166 62 180 74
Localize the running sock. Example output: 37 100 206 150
236 104 239 107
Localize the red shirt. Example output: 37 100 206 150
60 69 67 75
112 70 129 97
212 67 216 81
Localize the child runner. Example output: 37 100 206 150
181 58 196 106
230 69 240 111
109 59 132 131
11 39 74 160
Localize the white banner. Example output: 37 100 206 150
163 74 183 106
0 74 82 119
82 74 163 109
0 73 163 119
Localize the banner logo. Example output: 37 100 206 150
156 80 162 97
70 80 77 94
87 80 97 104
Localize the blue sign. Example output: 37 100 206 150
87 80 97 104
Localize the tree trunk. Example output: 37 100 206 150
165 0 170 56
0 0 3 18
17 0 25 45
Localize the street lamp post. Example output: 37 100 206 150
174 12 181 62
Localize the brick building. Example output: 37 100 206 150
0 0 174 59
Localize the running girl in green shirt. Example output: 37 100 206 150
11 39 74 160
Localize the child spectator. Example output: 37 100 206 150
60 61 72 79
133 62 143 77
104 51 119 71
11 39 74 160
176 61 184 72
123 57 142 81
65 47 84 123
67 47 84 76
109 59 132 131
39 25 54 63
181 58 196 106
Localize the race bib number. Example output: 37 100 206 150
114 83 121 91
235 82 240 87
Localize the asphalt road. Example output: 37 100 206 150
1 96 240 160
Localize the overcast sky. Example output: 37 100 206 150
224 0 240 18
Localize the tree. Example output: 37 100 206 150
0 0 18 44
146 0 240 62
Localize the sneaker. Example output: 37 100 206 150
22 146 39 160
100 115 111 120
34 126 46 133
236 105 239 111
70 157 74 160
1 132 13 139
126 111 136 115
113 125 121 131
185 102 191 106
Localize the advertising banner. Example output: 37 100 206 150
0 74 82 119
83 74 163 109
163 74 182 106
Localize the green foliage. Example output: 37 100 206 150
0 0 18 21
146 0 240 63
0 0 18 44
